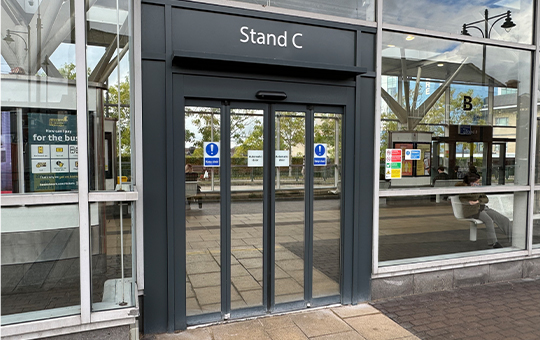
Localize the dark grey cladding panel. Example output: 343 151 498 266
142 3 166 55
171 7 357 67
142 59 169 334
360 31 376 73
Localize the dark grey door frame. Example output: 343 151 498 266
176 75 356 328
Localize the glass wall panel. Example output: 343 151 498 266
313 112 341 298
232 0 374 21
383 0 533 44
533 191 540 246
86 0 132 191
91 202 134 311
379 191 527 265
1 204 80 324
381 32 531 190
185 105 221 316
275 110 305 304
1 0 78 194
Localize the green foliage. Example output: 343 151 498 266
107 76 131 156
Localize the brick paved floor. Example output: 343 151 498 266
371 278 540 340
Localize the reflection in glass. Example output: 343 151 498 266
275 111 305 304
185 106 222 316
533 191 540 246
86 0 132 191
379 191 526 265
92 202 134 311
313 112 341 298
230 108 264 310
1 204 80 324
383 0 533 44
380 32 531 189
1 0 78 195
231 0 375 21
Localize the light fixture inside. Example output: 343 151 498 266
405 35 415 41
437 63 444 67
387 44 396 47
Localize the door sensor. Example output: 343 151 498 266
256 91 287 100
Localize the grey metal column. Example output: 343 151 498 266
221 101 232 319
266 104 276 310
304 105 314 305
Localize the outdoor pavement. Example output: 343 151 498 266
144 304 419 340
372 277 540 340
144 277 540 340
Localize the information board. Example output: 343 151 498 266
204 142 220 167
385 149 402 179
28 113 78 192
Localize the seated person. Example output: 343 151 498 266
456 172 510 249
433 166 449 185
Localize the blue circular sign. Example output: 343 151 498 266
206 143 218 156
406 150 411 156
315 144 326 157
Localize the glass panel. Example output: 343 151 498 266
1 204 80 325
185 105 221 316
275 110 306 304
313 112 341 298
91 202 134 311
230 108 264 310
1 0 78 194
533 191 540 247
231 0 374 21
86 0 132 191
383 0 533 44
381 32 531 191
379 191 527 265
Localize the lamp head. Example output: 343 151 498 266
3 30 14 44
461 24 471 36
501 11 516 32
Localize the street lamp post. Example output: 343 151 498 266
3 26 31 75
461 9 516 84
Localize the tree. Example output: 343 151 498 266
107 77 131 156
57 62 91 80
314 115 341 159
277 114 305 176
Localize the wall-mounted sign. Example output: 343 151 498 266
275 150 289 167
458 125 472 135
404 149 421 160
248 150 263 167
314 143 327 166
385 149 402 179
28 113 78 192
204 142 220 167
172 8 356 67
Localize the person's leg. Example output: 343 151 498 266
484 207 511 235
478 211 497 245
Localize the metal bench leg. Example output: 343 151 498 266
469 222 477 241
436 194 441 203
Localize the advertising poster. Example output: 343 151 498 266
394 143 413 176
28 113 78 192
417 143 431 176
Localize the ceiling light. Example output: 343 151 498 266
405 35 415 41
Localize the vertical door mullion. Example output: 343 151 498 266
221 101 232 318
266 104 276 311
304 106 315 304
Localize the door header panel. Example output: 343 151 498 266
172 7 356 68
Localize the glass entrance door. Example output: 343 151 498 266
184 100 343 322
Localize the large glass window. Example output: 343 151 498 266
381 32 531 190
383 0 533 45
1 204 81 324
231 0 374 21
1 0 78 194
87 0 132 192
379 191 527 265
